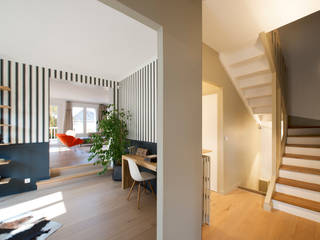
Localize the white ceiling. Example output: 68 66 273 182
0 0 157 81
203 0 320 52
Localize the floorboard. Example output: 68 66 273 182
202 189 320 240
0 174 156 240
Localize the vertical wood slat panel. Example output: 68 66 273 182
44 68 49 142
38 67 43 143
32 66 37 143
25 65 30 143
18 63 24 144
2 60 9 143
119 60 157 143
0 57 119 144
10 62 16 144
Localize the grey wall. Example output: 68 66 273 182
100 1 202 239
279 11 320 123
119 60 157 143
0 143 49 197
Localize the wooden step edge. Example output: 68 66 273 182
286 144 320 148
276 177 320 192
240 82 272 91
288 135 320 138
50 163 95 172
236 69 271 80
289 126 320 129
280 165 320 176
229 54 266 68
273 192 320 212
245 94 272 100
37 169 103 186
283 153 320 161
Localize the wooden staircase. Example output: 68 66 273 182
219 37 273 123
272 126 320 222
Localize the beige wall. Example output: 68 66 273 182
100 1 202 239
203 43 262 193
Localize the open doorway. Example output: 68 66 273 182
202 81 223 193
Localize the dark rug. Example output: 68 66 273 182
0 217 61 240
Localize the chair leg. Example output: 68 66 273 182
127 180 136 201
143 181 147 194
149 181 156 198
137 183 141 209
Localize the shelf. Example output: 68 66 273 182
0 160 10 166
0 86 11 91
0 105 11 109
0 124 11 127
0 143 11 146
0 178 11 185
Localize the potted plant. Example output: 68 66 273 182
88 104 131 181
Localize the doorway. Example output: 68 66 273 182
202 81 223 193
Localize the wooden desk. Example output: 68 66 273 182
122 154 157 189
202 149 212 154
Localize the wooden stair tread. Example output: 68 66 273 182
37 169 102 186
273 192 320 212
289 126 320 129
236 69 271 80
280 165 320 176
288 135 320 138
286 144 320 148
277 177 320 192
283 153 320 161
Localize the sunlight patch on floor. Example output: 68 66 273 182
0 192 67 222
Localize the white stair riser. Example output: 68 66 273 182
244 85 272 99
220 42 264 65
288 128 320 136
253 106 272 114
279 169 320 184
286 146 320 156
283 157 320 169
230 57 269 78
238 72 272 89
287 137 320 145
248 96 272 108
272 200 320 223
276 183 320 202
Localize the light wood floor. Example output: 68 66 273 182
0 175 156 240
202 189 320 240
50 145 95 168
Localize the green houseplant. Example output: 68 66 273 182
88 104 131 180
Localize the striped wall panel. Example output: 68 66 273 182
0 58 118 144
119 60 157 143
202 155 211 225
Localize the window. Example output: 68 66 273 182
86 108 97 133
72 107 84 134
72 104 98 136
49 105 58 139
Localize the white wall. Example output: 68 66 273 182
260 122 272 182
202 94 218 191
50 79 113 104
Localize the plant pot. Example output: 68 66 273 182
112 165 122 181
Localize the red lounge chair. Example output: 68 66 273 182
56 134 84 148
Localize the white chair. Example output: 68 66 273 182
65 130 76 137
127 159 156 209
